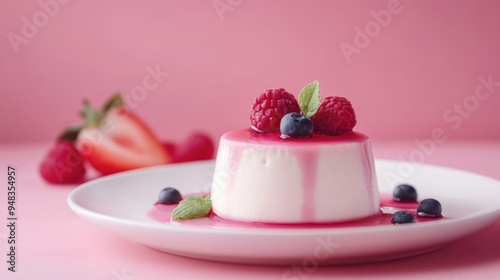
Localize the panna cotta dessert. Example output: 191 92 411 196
211 129 378 223
152 81 440 226
210 81 380 223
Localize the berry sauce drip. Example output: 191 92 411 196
295 150 317 221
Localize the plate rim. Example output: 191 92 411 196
67 159 500 236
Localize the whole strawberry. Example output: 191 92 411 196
171 132 215 163
250 88 300 132
311 96 357 136
40 127 86 184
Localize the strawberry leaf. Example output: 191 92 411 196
57 125 83 142
298 80 320 117
80 99 103 128
102 93 124 113
171 195 211 220
80 93 123 129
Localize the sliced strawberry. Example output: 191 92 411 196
76 94 171 175
40 127 86 184
172 132 215 163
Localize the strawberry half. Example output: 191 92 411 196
76 94 171 175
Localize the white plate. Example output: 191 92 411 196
67 160 500 265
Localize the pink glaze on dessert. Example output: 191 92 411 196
210 129 379 224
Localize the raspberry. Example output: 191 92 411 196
250 88 300 132
311 96 357 136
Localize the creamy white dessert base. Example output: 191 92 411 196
211 129 379 224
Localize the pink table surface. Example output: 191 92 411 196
1 140 499 280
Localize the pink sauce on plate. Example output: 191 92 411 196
147 193 442 229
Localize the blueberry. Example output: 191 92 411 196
157 187 182 204
280 113 314 138
391 211 415 224
417 198 442 217
393 184 418 202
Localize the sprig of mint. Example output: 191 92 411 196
298 80 320 117
171 195 212 220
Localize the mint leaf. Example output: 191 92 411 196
298 80 320 117
171 195 211 220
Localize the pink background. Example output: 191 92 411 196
1 2 500 279
1 0 500 143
